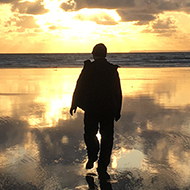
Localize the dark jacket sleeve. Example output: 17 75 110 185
113 67 122 120
70 60 90 110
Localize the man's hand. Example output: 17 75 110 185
114 114 121 122
84 59 91 64
70 107 77 116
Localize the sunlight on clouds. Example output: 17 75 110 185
0 4 12 19
35 1 122 41
36 7 63 28
164 11 190 32
75 8 121 23
20 0 37 2
36 0 73 31
0 0 190 52
35 7 121 40
44 0 63 10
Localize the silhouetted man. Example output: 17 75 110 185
70 43 122 174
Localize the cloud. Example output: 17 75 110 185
74 11 118 25
60 0 77 11
141 17 177 36
5 15 40 30
117 9 157 25
157 1 180 11
4 14 40 34
181 2 190 13
49 25 58 30
0 0 18 3
1 0 190 27
0 0 49 15
116 0 189 25
60 0 190 25
11 0 49 15
16 15 40 28
60 0 135 11
152 17 177 29
48 25 70 30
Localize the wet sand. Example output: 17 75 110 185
0 68 190 190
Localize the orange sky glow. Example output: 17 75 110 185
0 0 190 53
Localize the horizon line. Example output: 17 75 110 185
0 50 190 54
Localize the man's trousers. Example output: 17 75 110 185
84 111 114 170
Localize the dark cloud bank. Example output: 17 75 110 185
60 0 190 25
1 0 190 25
0 0 49 15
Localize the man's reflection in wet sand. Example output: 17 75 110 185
97 171 112 190
85 170 144 190
86 172 112 190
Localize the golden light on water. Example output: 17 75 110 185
0 68 80 128
1 68 190 128
120 68 190 107
61 135 69 144
1 68 190 189
111 148 144 170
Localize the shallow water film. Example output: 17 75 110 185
0 68 190 190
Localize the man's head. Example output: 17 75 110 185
92 43 107 59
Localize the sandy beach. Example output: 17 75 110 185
0 68 190 190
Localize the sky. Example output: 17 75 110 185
0 0 190 53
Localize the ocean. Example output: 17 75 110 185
0 52 190 68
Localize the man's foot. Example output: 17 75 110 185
86 175 98 189
97 167 110 180
86 160 94 169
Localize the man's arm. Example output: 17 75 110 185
69 60 91 115
69 72 83 116
114 69 122 121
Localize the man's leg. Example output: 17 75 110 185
98 117 114 172
84 111 99 169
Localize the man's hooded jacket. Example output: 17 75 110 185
71 58 122 120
